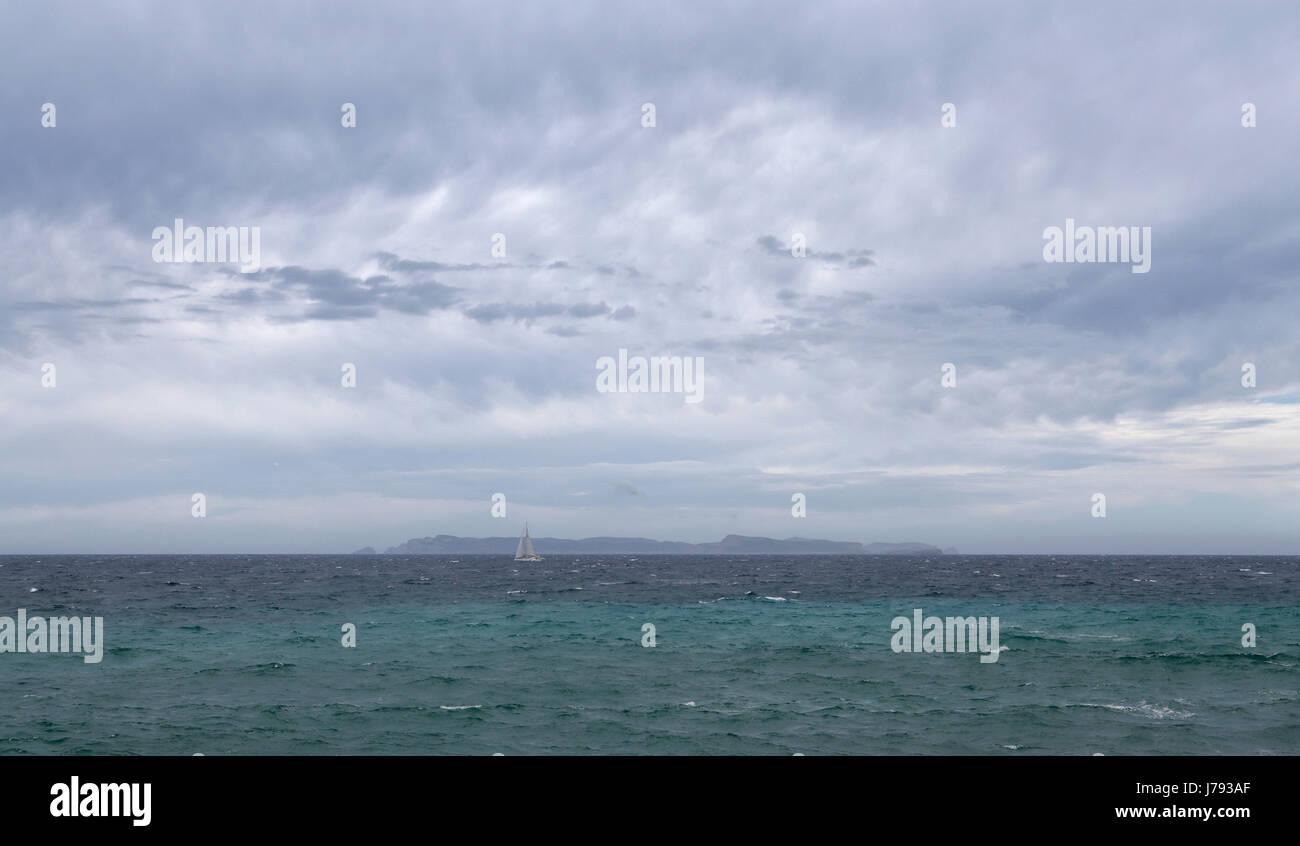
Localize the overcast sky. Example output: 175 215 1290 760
2 1 1298 554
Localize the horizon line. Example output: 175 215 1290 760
2 551 1298 557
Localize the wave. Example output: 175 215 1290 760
1077 701 1194 720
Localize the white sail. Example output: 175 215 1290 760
515 523 541 560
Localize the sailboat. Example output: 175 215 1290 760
514 523 543 561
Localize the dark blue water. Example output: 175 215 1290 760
2 555 1296 754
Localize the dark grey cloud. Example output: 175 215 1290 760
218 286 286 305
567 301 611 318
10 297 157 311
756 235 875 268
464 300 628 324
463 302 566 323
126 279 194 292
373 252 504 274
215 265 462 320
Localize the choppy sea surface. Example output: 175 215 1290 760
1 554 1297 755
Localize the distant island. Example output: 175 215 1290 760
354 534 944 555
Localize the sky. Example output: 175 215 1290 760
1 1 1298 554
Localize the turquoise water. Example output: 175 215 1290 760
5 595 1296 755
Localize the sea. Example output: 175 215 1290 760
1 554 1296 755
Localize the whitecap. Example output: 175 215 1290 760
440 704 482 711
1080 702 1193 720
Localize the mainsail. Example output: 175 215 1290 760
515 523 541 560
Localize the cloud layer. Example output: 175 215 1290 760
2 1 1298 552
